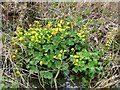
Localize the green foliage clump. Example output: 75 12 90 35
11 19 104 87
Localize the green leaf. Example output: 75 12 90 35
34 44 41 50
72 66 79 73
28 49 34 55
30 66 38 74
82 49 90 59
26 64 30 69
90 67 95 73
62 63 69 70
63 70 69 76
0 83 5 90
55 61 61 69
10 82 19 88
48 61 52 68
82 77 89 86
43 71 53 79
75 44 81 50
89 72 95 80
29 60 35 64
28 42 34 48
43 45 49 52
70 75 75 80
33 52 43 58
40 71 44 77
68 39 74 45
34 58 41 64
42 58 48 65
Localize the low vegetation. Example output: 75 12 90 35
0 2 119 89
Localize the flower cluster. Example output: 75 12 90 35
11 20 103 86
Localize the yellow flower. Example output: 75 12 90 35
15 49 18 53
71 48 75 51
12 55 16 59
31 31 36 34
16 26 22 31
64 50 67 52
47 34 51 38
31 36 35 39
57 23 61 27
59 58 62 60
51 31 57 35
83 25 87 29
28 28 33 31
66 22 70 25
18 31 23 35
60 50 63 53
18 37 23 41
16 71 20 76
35 39 39 42
12 43 15 46
58 54 62 57
60 20 64 24
73 55 79 58
80 30 84 34
34 28 39 31
77 30 85 37
77 33 81 37
47 22 52 27
75 59 79 63
19 62 23 65
51 28 59 35
80 34 85 38
29 24 32 27
34 21 40 24
59 28 65 32
53 55 57 59
53 28 59 32
35 34 39 37
40 61 43 66
73 59 79 65
65 26 70 29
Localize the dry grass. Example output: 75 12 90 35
1 2 120 89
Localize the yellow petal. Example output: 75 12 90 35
40 61 43 66
15 49 18 53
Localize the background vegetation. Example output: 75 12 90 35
0 2 120 89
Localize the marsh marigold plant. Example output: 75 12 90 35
11 20 104 87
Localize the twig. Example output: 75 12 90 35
38 70 46 90
54 70 60 90
4 72 28 88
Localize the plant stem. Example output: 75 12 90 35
38 70 46 90
54 70 60 90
